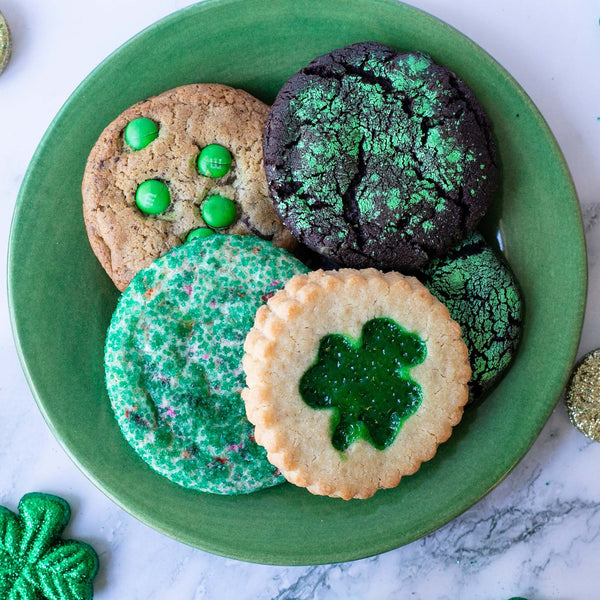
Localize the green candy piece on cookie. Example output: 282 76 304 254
124 117 159 150
186 227 215 241
197 144 232 178
104 235 309 494
201 194 237 228
0 493 99 600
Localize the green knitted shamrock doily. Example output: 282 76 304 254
0 493 98 600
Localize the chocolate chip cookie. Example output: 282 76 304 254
83 83 295 291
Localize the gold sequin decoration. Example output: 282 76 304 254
0 12 12 76
565 349 600 442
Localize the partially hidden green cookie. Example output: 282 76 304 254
419 232 524 402
82 83 296 292
0 493 99 600
104 235 309 494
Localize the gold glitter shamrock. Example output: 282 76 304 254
0 493 98 600
299 318 426 451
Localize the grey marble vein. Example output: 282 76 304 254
270 566 334 600
582 202 600 235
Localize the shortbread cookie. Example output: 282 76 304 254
419 232 524 402
242 269 471 500
263 41 498 270
83 83 296 291
104 235 308 495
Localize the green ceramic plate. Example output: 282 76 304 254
8 0 586 565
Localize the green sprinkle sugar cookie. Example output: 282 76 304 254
105 235 308 495
0 493 99 600
0 12 12 76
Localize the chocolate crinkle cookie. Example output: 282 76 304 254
418 232 524 403
263 41 499 270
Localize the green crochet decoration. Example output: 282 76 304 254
0 493 98 600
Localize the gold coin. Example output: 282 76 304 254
0 12 12 76
565 349 600 442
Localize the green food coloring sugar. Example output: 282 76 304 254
124 117 159 150
299 318 426 452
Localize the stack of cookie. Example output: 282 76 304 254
83 42 523 500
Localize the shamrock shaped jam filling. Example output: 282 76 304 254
299 318 427 452
0 493 98 600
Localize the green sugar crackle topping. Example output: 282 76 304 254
299 318 426 452
0 493 99 600
264 42 498 271
286 54 476 226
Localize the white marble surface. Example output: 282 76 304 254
1 0 599 598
